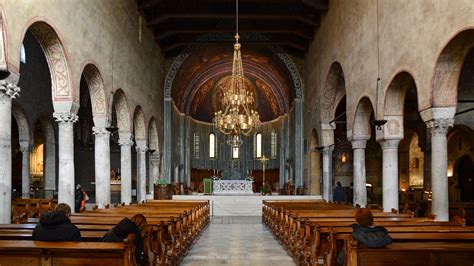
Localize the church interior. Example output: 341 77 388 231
0 0 473 265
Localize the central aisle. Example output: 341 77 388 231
181 216 296 266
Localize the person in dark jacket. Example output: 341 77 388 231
337 208 392 264
32 203 81 241
333 181 345 203
74 184 85 213
100 214 148 265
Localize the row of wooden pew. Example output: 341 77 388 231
262 200 474 266
11 198 57 223
0 199 210 265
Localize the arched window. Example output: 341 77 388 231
209 133 217 158
254 133 262 158
271 130 277 159
193 133 200 159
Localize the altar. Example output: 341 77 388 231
213 179 253 195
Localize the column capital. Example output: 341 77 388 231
19 139 31 153
351 139 367 149
426 118 454 136
378 139 401 150
135 140 148 152
0 80 20 100
118 138 134 147
92 126 110 137
53 112 78 124
322 145 334 156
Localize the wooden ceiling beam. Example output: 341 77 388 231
148 13 320 27
154 27 314 40
160 40 307 53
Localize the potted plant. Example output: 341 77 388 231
154 179 170 199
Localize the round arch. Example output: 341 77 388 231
148 117 159 152
432 28 474 107
113 89 131 133
20 20 75 110
81 63 107 126
321 62 346 125
352 97 375 139
133 106 146 141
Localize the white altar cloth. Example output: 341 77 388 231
213 180 253 194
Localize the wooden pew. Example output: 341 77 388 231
344 237 474 266
0 235 135 266
4 200 210 266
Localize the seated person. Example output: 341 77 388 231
100 214 148 265
337 208 392 265
32 203 81 241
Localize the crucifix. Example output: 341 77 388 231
259 155 269 186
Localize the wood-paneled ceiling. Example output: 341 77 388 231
136 0 328 58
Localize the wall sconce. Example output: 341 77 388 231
341 151 347 164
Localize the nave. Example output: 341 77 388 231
182 216 295 266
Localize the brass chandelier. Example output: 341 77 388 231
213 0 260 147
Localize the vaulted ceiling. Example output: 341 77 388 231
136 0 328 58
171 45 294 122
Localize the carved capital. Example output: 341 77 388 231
53 112 78 124
322 145 334 157
351 139 367 150
379 139 401 150
0 80 20 101
135 140 148 152
92 127 110 137
118 139 134 147
426 118 453 136
19 141 31 153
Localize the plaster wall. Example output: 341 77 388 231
305 0 474 135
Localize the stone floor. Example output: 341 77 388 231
181 216 296 266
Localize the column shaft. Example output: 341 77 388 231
54 112 78 212
322 146 334 202
380 140 401 212
136 140 147 203
149 155 160 197
352 140 367 207
20 144 31 199
119 136 133 205
93 127 110 209
427 119 453 221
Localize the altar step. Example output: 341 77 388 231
172 194 323 216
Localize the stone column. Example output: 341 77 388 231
93 127 110 209
426 118 453 221
136 140 147 203
163 98 172 182
19 142 31 199
149 154 160 197
118 133 133 205
53 112 78 212
379 139 401 212
0 81 19 223
352 139 367 207
294 99 304 188
322 146 334 202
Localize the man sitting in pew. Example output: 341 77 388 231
337 208 392 265
100 214 147 265
32 203 82 242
